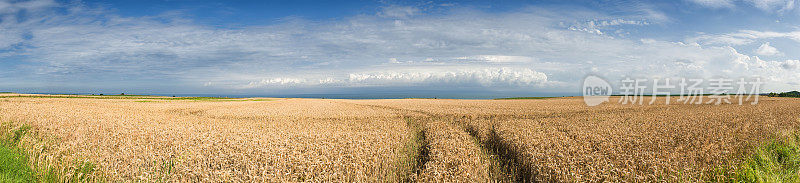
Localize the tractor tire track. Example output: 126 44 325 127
339 101 544 182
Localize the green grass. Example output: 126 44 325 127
0 125 36 182
734 133 800 182
703 131 800 182
133 100 159 103
0 95 235 101
493 97 557 100
0 123 101 182
0 145 36 182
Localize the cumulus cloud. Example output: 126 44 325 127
755 42 781 56
781 60 799 69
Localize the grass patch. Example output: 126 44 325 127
394 117 430 182
0 145 36 182
733 132 800 182
0 122 102 182
133 100 158 103
0 124 36 182
0 95 235 101
494 97 557 100
704 131 800 182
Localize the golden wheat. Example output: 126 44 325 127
1 94 798 182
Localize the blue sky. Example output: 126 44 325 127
1 0 800 97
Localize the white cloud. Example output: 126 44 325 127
378 5 419 19
347 67 548 87
0 0 56 49
688 30 800 45
453 55 535 63
687 0 736 9
568 19 649 35
747 0 796 13
240 67 549 89
0 29 22 49
781 59 799 69
755 42 781 56
318 77 342 84
0 0 55 14
244 78 307 89
687 0 798 13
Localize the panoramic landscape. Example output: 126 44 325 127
3 0 800 182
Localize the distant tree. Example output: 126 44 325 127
771 91 800 98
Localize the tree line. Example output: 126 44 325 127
767 91 800 98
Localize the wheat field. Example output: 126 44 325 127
0 94 798 182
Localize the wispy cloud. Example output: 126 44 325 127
747 0 796 13
687 0 736 9
687 0 798 14
378 5 419 19
567 18 650 36
688 30 800 45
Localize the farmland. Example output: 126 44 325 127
0 93 799 182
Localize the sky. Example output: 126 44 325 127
1 0 800 97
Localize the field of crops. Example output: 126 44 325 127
0 93 798 182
